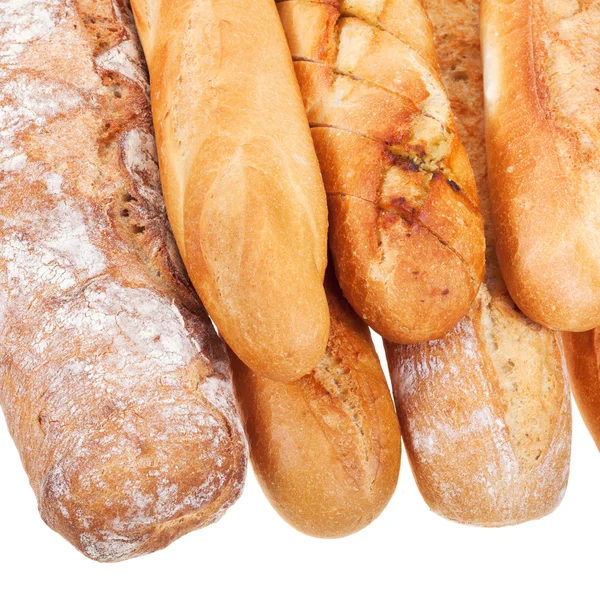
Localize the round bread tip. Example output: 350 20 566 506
229 273 401 537
38 394 247 562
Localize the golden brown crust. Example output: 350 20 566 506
230 272 401 538
562 331 600 450
278 0 485 343
481 0 600 331
327 193 477 342
384 0 572 526
131 0 330 382
0 0 247 561
277 0 440 69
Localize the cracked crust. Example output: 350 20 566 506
0 0 247 561
482 0 600 331
384 0 571 526
229 271 401 538
130 0 330 382
277 0 485 343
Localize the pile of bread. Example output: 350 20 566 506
1 0 599 561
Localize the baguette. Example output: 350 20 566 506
562 331 600 450
130 0 330 382
481 0 600 331
276 0 485 344
230 271 401 538
384 0 571 525
0 0 247 561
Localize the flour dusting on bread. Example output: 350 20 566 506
0 0 247 561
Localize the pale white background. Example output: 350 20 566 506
1 335 597 599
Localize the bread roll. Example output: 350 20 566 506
276 0 485 344
0 0 246 561
562 331 600 450
130 0 330 382
481 0 600 331
230 272 401 538
384 0 571 526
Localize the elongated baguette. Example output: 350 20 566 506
276 0 485 344
385 0 571 526
230 271 401 538
481 0 600 331
0 0 247 561
130 0 330 382
562 331 600 449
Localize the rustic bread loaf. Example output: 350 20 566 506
0 0 247 561
384 0 571 525
481 0 600 331
130 0 330 382
276 0 485 344
230 271 401 538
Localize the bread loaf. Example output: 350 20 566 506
230 271 401 538
276 0 485 344
0 0 247 561
384 0 571 525
562 331 600 450
130 0 330 382
481 0 600 331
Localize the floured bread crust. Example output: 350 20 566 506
0 0 247 561
385 288 570 525
482 0 600 331
385 0 571 526
276 0 485 344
